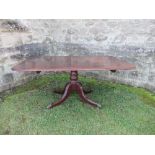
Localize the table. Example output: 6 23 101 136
12 56 136 109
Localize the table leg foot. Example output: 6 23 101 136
76 83 101 108
47 83 71 109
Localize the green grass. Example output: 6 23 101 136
0 73 155 135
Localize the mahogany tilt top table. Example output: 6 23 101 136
12 56 136 109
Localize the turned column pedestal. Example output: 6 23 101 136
47 71 101 109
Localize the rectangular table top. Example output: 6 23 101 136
12 56 136 72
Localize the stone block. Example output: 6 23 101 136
113 35 126 43
15 43 49 58
0 19 28 32
67 28 77 34
85 20 95 26
10 54 24 60
94 34 108 41
150 27 155 36
0 66 4 72
3 73 14 83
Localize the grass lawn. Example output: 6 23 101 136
0 73 155 135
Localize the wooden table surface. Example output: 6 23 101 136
12 56 135 72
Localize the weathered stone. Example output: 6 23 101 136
0 38 2 46
130 71 139 77
150 20 155 24
89 27 100 34
148 74 155 82
94 34 108 41
0 19 155 93
10 54 24 60
85 20 95 26
43 37 52 44
0 66 4 72
67 28 77 34
15 43 50 58
150 27 155 36
27 35 33 42
0 19 28 32
3 73 14 83
0 57 7 64
113 35 126 43
146 37 155 42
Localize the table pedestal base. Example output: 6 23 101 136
53 87 92 94
47 71 101 109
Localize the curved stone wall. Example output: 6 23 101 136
0 19 155 92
